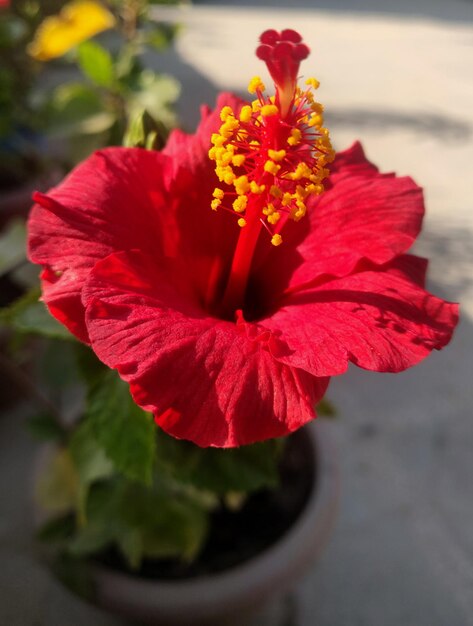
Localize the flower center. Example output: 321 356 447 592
208 29 334 319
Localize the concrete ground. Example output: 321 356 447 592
1 1 473 624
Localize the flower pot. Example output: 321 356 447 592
84 421 339 626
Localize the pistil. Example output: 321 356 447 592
209 29 334 318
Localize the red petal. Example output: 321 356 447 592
254 142 425 301
27 148 174 341
263 265 459 376
83 250 329 447
162 93 248 309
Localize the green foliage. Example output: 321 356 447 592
0 219 27 275
77 41 115 89
156 428 283 495
124 108 162 149
67 477 209 569
36 447 79 516
0 287 75 340
317 397 337 418
145 22 181 51
27 413 65 442
85 370 156 485
47 83 115 136
70 419 115 489
36 514 75 545
69 417 115 523
126 71 180 131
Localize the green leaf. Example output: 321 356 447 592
155 429 283 495
0 219 26 276
67 477 209 568
74 342 108 386
85 371 156 485
69 419 115 522
123 109 162 149
36 514 75 545
27 413 65 442
126 71 180 130
36 448 79 516
145 23 181 51
317 397 337 418
119 480 208 563
77 41 115 88
0 287 75 340
68 521 115 557
70 419 115 488
47 83 115 136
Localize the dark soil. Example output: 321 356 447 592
99 428 316 580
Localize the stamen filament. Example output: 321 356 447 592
209 28 334 318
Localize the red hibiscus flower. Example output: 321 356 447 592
27 30 458 447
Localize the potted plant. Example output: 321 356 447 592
5 26 458 625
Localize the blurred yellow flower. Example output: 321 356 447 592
28 0 116 61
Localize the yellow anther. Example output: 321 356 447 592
234 175 250 195
264 160 281 175
211 199 221 211
239 105 252 123
270 185 282 198
262 203 275 216
232 196 248 213
293 209 305 221
287 128 302 146
208 147 217 160
232 154 246 167
305 77 320 89
261 104 278 117
308 114 323 128
271 234 283 247
250 181 265 194
220 106 234 122
219 126 234 139
267 211 281 225
248 76 265 94
211 133 226 147
268 149 286 162
251 100 261 113
311 102 324 114
220 151 234 166
288 162 312 181
282 192 293 207
237 218 247 227
295 185 308 200
223 170 235 185
305 91 315 104
213 188 225 200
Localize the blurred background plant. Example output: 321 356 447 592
0 0 183 224
30 0 183 162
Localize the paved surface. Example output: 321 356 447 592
1 1 473 624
